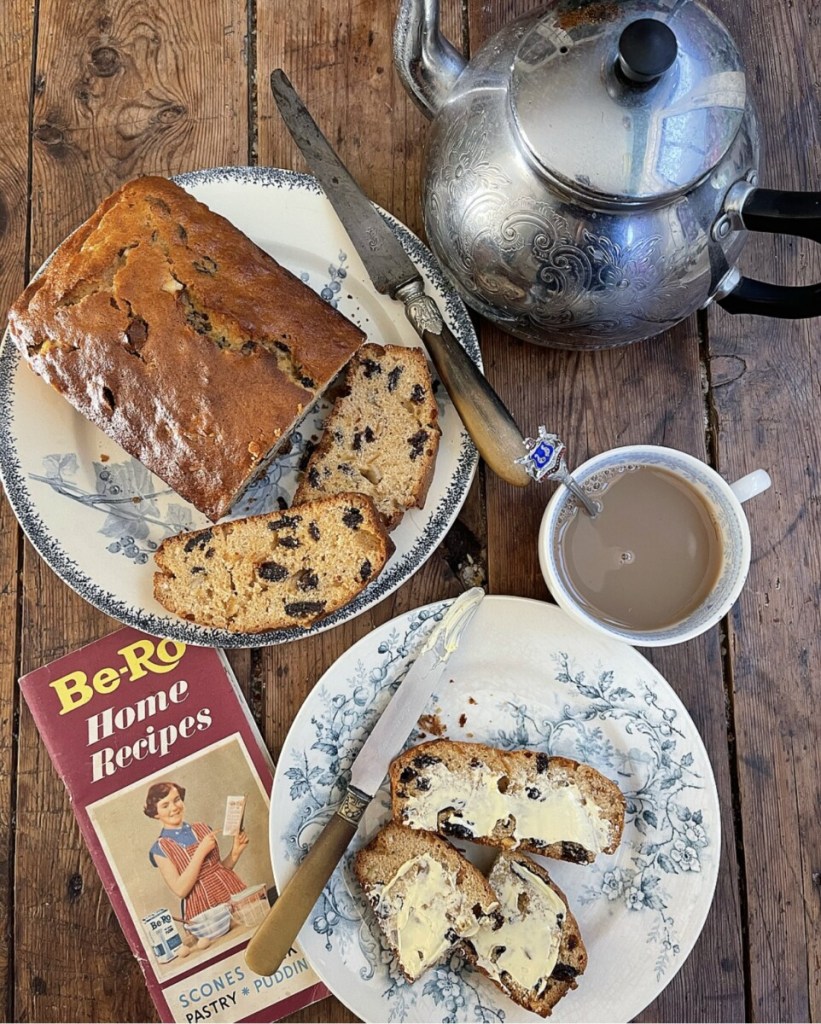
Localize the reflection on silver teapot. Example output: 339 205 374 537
394 0 821 350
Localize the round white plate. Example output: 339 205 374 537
0 167 479 647
270 595 720 1024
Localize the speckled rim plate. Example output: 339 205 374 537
270 595 720 1024
0 166 479 647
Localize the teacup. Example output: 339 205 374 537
538 445 771 647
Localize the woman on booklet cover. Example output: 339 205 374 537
144 781 249 920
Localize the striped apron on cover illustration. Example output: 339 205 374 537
158 821 246 921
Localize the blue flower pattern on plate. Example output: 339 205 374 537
279 602 713 1021
489 651 708 981
30 453 193 563
0 167 481 647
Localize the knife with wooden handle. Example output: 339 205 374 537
244 587 484 977
270 69 532 488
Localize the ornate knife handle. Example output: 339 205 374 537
396 280 531 487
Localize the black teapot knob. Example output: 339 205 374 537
618 19 678 84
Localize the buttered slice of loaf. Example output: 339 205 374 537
293 343 441 529
153 493 392 633
353 821 500 983
390 740 625 863
469 851 588 1018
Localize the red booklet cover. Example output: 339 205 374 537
19 626 328 1023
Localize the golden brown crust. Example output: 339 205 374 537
390 739 626 862
7 175 365 521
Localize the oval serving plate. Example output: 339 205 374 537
270 595 720 1024
0 166 479 647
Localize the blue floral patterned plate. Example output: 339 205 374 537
270 595 720 1023
0 167 479 647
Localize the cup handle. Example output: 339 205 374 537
729 469 772 504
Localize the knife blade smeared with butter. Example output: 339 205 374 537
244 587 484 977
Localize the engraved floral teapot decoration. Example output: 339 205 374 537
394 0 821 349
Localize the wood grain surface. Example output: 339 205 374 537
0 0 818 1022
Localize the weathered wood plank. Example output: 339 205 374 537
466 1 746 1020
14 1 250 1021
0 4 35 1014
8 1 815 1022
706 0 821 1019
256 2 472 1020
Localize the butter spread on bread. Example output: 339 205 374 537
469 851 588 1017
473 856 566 988
353 821 500 983
374 855 481 979
390 739 625 862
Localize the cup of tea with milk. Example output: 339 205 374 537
538 446 771 646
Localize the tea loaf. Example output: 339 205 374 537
153 493 392 632
353 821 500 983
469 851 588 1017
294 343 441 529
7 175 365 521
390 740 625 863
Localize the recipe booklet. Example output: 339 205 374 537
19 626 327 1024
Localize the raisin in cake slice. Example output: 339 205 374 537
354 821 500 983
294 343 441 529
390 740 625 863
153 493 392 633
468 850 588 1018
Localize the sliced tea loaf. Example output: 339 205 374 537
153 493 393 632
7 175 365 522
468 851 588 1018
353 821 500 983
390 740 625 863
293 343 441 529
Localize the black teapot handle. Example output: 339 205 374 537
716 188 821 318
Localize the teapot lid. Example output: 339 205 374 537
510 0 747 204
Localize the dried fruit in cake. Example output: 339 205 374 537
390 739 625 863
468 850 588 1017
152 493 393 632
7 175 365 521
293 343 441 529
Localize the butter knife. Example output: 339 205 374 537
244 586 484 977
270 68 532 488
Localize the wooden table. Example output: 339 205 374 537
0 1 818 1021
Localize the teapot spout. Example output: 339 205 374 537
393 0 466 119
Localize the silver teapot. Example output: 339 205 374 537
394 0 821 349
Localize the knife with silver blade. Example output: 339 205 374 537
244 586 484 978
270 68 532 488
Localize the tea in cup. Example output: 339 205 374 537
538 446 771 646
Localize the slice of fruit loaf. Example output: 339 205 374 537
293 343 441 529
353 821 500 983
468 850 588 1018
390 740 625 863
153 493 393 632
